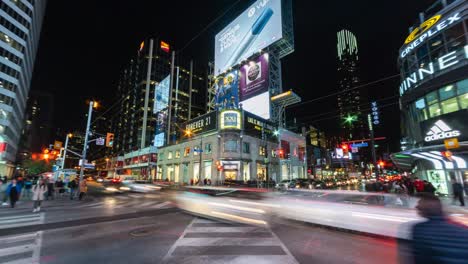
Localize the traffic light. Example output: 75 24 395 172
341 144 349 156
215 161 223 171
378 160 385 167
278 149 284 159
106 133 114 148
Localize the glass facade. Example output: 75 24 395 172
410 79 468 123
0 1 46 174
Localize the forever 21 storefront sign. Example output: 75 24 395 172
184 111 217 136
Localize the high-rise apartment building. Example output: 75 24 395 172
0 0 46 176
112 37 206 157
336 29 364 139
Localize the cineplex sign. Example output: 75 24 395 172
399 44 468 95
400 12 461 58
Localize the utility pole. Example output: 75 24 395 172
167 51 176 145
79 101 95 185
367 114 378 180
188 60 193 120
198 136 203 186
61 133 72 170
141 39 154 149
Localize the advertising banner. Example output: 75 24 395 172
243 111 276 141
153 75 171 147
239 53 270 101
153 75 171 113
240 92 271 120
215 70 239 110
220 110 241 130
214 0 283 75
420 110 467 146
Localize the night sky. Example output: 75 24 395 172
30 0 435 151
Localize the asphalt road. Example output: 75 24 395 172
0 187 402 264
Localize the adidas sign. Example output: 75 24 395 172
424 120 461 142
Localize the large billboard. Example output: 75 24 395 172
214 0 283 75
215 70 239 110
239 53 269 101
239 53 270 119
153 75 171 147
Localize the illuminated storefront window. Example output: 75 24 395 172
410 79 467 122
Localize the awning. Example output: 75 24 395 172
391 143 467 171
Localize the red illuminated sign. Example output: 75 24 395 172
160 41 170 53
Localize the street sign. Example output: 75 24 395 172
351 142 368 148
54 141 63 150
444 138 459 149
96 137 105 146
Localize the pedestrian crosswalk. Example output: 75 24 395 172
162 217 298 264
73 197 170 210
0 232 42 264
0 213 44 230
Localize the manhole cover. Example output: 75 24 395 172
130 228 152 237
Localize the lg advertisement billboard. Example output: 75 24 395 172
215 70 239 110
214 0 283 75
239 53 270 119
153 75 171 147
153 75 170 113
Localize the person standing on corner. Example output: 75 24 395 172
79 180 87 201
32 179 48 212
451 177 465 207
68 178 78 200
5 178 21 208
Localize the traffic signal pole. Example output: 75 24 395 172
79 101 94 186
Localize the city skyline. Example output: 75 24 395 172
30 1 434 149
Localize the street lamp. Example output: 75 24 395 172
61 133 73 170
79 100 95 186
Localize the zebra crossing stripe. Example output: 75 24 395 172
0 213 43 229
162 217 299 263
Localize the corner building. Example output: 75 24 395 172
0 0 46 176
156 110 307 185
392 0 467 196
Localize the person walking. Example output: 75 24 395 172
408 194 468 263
32 179 48 212
23 178 33 199
55 178 65 197
451 178 465 206
5 179 21 208
0 180 6 205
68 178 78 200
78 180 87 201
46 178 55 200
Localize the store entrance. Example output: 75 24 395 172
224 170 237 181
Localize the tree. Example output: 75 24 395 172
22 159 52 175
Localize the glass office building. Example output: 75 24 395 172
0 0 46 176
392 0 467 195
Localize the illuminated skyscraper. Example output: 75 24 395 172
336 29 363 139
0 0 47 176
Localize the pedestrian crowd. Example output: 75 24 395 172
0 175 88 212
364 175 467 207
